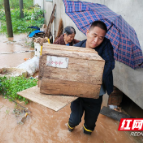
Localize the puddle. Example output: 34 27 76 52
0 34 34 68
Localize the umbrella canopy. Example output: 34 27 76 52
63 0 143 69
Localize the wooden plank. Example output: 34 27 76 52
43 66 102 85
42 49 104 61
17 86 77 111
43 43 98 54
40 78 100 99
38 56 45 80
45 4 56 37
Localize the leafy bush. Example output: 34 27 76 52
0 0 33 9
0 8 45 34
0 76 38 104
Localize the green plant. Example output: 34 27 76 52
6 109 10 115
0 7 45 34
0 0 33 9
0 76 37 104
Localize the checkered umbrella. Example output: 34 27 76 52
63 0 143 69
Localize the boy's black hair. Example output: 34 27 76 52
89 21 107 32
64 26 76 35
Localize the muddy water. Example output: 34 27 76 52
0 34 34 68
0 96 138 143
0 34 141 143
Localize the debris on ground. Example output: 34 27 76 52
100 106 131 121
0 67 27 78
33 37 48 46
13 101 31 124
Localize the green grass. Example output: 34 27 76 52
0 76 38 104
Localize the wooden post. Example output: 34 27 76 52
19 0 24 18
4 0 13 37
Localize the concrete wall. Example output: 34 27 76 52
43 1 53 25
52 0 87 40
96 0 143 109
33 0 44 10
35 0 143 109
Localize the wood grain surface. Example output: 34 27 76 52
17 86 77 111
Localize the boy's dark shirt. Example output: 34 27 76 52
74 37 115 95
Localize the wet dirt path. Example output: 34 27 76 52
0 34 141 143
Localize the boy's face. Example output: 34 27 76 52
86 26 106 49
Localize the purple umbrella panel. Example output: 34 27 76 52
63 0 143 69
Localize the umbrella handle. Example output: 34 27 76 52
107 23 113 32
138 62 143 66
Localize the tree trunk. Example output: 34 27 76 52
4 0 13 37
19 0 24 18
